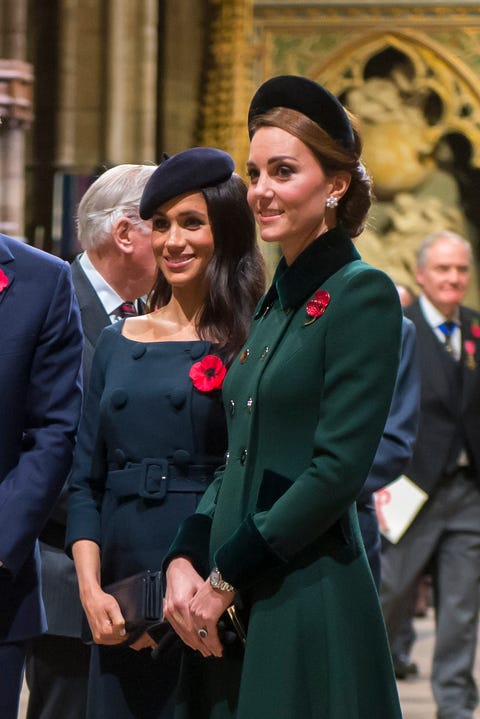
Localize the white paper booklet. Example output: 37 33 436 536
373 475 429 544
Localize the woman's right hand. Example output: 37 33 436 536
72 539 127 646
82 585 128 645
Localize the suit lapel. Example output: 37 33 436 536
459 307 480 411
71 257 110 346
407 302 453 410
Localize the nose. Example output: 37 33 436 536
446 267 461 284
164 223 186 250
250 172 274 199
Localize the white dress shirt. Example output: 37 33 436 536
419 294 461 360
79 252 130 322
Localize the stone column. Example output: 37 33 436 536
56 0 80 169
199 0 254 170
161 0 208 154
0 0 32 239
105 0 158 163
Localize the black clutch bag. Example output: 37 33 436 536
81 569 163 645
148 603 247 662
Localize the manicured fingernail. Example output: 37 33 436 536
120 628 126 636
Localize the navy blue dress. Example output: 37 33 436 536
66 322 227 719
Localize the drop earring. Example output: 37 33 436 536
326 196 338 209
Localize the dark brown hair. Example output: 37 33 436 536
147 174 265 365
249 107 372 237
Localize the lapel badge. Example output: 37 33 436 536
464 339 477 370
304 289 330 326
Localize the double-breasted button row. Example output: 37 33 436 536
111 386 189 411
223 449 247 465
228 398 254 416
240 448 248 465
239 347 270 363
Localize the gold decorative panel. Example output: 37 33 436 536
236 3 480 302
199 0 254 172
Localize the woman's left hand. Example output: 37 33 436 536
185 578 234 658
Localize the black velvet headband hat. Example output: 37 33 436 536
139 147 235 220
247 74 354 149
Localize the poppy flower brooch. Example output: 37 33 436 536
0 269 9 293
464 320 480 370
189 354 227 392
304 289 331 326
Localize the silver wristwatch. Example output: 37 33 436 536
209 566 236 593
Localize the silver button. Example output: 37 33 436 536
229 399 235 417
261 346 270 360
246 397 253 413
240 449 248 465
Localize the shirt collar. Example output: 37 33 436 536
419 294 460 329
79 251 124 318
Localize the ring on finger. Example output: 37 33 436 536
197 627 208 640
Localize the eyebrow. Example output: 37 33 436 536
246 155 298 167
153 209 207 219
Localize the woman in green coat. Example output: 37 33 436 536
164 75 404 719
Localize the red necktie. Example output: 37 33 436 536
116 302 138 318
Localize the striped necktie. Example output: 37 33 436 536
116 301 138 318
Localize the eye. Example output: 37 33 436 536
277 164 294 178
152 217 169 232
183 216 204 229
246 167 259 183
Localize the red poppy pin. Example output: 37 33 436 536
463 320 480 370
304 289 331 326
470 320 480 339
189 354 227 392
0 269 9 293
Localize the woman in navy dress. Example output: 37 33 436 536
66 148 265 719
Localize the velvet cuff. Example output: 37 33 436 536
214 514 286 591
162 513 212 579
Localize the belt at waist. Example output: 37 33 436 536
105 458 216 501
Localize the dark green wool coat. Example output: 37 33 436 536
168 226 404 719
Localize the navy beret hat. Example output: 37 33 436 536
140 147 235 219
248 75 354 149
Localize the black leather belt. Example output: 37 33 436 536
105 458 215 501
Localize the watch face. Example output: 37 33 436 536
211 568 221 587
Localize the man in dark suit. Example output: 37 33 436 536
25 164 157 719
380 230 480 719
0 234 83 719
357 315 420 588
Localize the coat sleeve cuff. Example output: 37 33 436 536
214 514 285 591
163 513 212 579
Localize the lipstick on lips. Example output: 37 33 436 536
163 254 194 271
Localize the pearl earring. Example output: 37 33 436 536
326 196 338 209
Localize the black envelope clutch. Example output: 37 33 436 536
148 603 246 662
81 570 163 645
